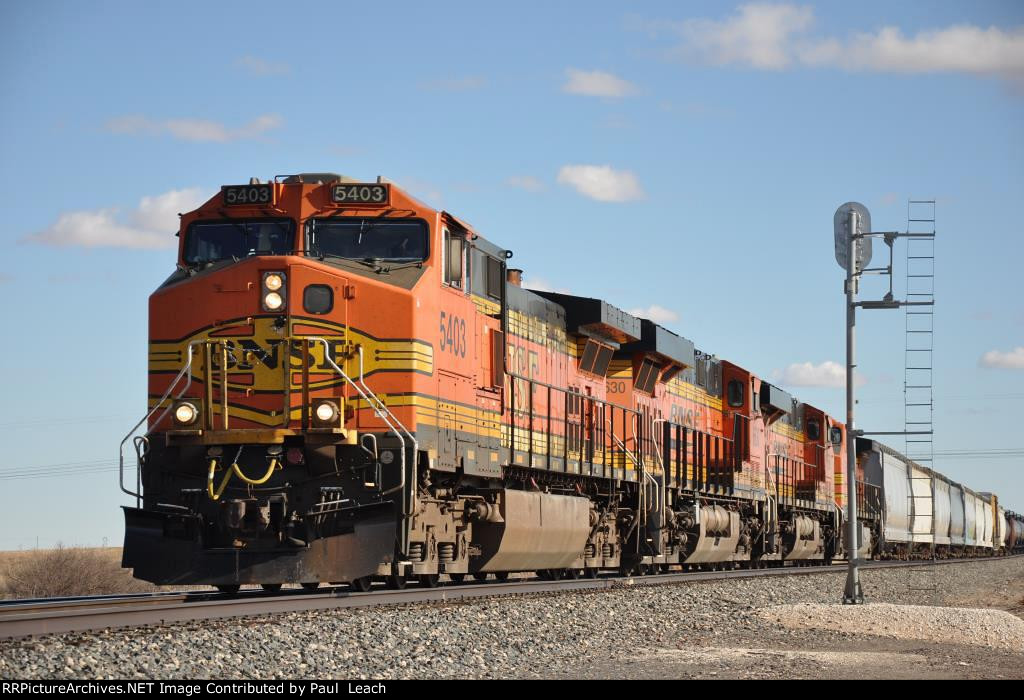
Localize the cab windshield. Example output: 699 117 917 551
183 219 295 265
308 218 428 262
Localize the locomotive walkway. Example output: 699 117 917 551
1 556 1017 640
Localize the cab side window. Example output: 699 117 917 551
443 228 465 288
727 379 744 407
807 420 821 441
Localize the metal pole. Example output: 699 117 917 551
844 209 865 604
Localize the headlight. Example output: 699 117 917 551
315 401 338 422
262 271 286 312
174 402 198 425
264 291 284 310
264 273 283 291
311 400 342 430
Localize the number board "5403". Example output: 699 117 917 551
330 183 389 205
222 184 274 206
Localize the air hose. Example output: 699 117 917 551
207 456 280 501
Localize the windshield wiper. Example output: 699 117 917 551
374 260 424 274
296 248 373 265
296 248 422 273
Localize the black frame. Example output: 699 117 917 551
305 216 431 264
183 218 296 265
303 284 334 315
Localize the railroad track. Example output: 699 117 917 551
1 556 1018 640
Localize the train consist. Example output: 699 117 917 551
120 174 1020 591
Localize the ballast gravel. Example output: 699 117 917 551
1 557 1022 680
758 602 1024 652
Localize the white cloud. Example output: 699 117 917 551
557 165 645 203
772 360 865 389
523 276 570 294
674 3 813 70
235 55 290 76
802 24 1024 76
105 114 283 142
628 304 679 324
979 347 1024 369
562 68 638 97
23 188 204 249
656 3 1024 78
505 176 544 192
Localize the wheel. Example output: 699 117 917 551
216 584 240 594
584 567 599 579
448 573 466 583
386 574 407 590
260 583 282 592
494 571 510 582
618 564 636 577
300 581 320 591
418 573 440 588
564 568 581 580
472 572 489 582
349 576 372 592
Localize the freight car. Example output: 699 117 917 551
119 174 1013 589
855 440 1013 559
1008 511 1024 554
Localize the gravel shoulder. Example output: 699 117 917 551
1 558 1022 680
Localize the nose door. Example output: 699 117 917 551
286 263 350 429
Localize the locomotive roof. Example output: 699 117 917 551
533 291 641 345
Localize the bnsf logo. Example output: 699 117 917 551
207 339 348 371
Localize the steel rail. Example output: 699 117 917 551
1 555 1019 641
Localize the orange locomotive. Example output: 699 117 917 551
121 173 854 590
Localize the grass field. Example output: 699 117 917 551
0 546 157 599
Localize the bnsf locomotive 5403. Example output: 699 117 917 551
120 173 1020 591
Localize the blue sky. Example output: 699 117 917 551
1 1 1022 548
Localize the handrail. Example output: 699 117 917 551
355 344 418 515
652 418 670 529
311 340 418 556
606 417 658 528
118 340 204 504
